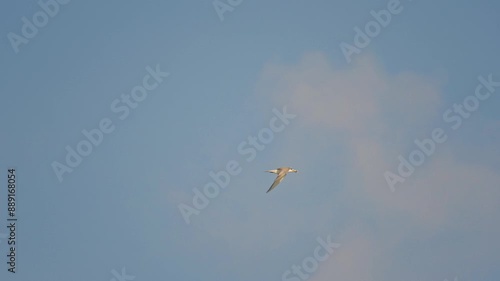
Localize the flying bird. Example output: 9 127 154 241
265 167 298 193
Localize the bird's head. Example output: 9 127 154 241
289 168 298 173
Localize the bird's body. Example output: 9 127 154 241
265 167 298 193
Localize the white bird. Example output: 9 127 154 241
265 167 298 193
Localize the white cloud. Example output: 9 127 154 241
253 52 500 280
172 52 499 280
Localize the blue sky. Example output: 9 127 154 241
1 0 500 280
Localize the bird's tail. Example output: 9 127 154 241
265 169 278 174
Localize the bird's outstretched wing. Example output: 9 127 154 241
266 172 287 193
